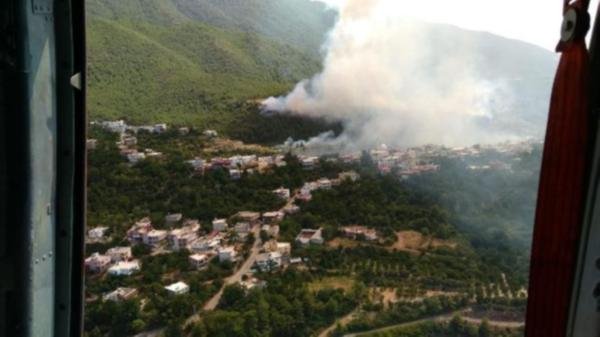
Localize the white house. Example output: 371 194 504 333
233 211 261 225
262 211 284 224
154 123 168 133
276 242 291 255
87 226 109 240
187 158 205 171
106 246 132 262
261 224 279 238
165 213 183 225
127 217 153 244
108 260 141 276
234 222 251 235
189 254 209 269
168 221 200 251
190 238 221 253
218 247 236 263
212 218 228 232
127 151 146 164
123 136 137 146
229 169 242 180
255 252 283 272
86 139 98 150
301 156 319 170
143 230 168 247
272 188 291 200
295 228 324 245
317 178 332 190
165 281 189 295
203 129 218 138
101 120 126 133
341 225 379 241
85 253 112 273
282 204 300 215
103 287 138 302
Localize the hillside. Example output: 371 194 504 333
86 0 336 55
87 18 322 129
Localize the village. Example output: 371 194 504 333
88 120 537 182
84 120 369 307
84 121 536 336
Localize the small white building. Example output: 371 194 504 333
282 204 300 215
106 246 132 263
234 222 251 235
103 287 138 302
85 253 112 273
272 188 291 200
178 127 190 135
212 218 228 232
255 252 283 272
165 213 183 225
276 242 291 255
165 281 189 295
339 171 360 182
87 226 109 240
218 247 236 263
203 129 218 138
143 230 168 247
86 139 98 150
101 120 126 133
317 178 332 190
262 211 284 224
127 217 153 244
233 211 261 225
295 228 324 245
229 169 242 180
190 238 221 253
168 221 200 251
154 123 168 133
301 156 319 170
261 224 280 238
187 158 205 171
127 151 146 164
108 260 141 276
123 136 137 146
189 254 209 269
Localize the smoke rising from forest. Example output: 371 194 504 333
262 0 552 151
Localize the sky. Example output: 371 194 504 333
316 0 599 50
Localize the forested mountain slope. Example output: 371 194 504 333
87 17 321 128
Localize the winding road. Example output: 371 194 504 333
340 309 524 337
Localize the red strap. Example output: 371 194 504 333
525 1 591 336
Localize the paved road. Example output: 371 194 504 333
317 309 359 337
343 312 456 337
342 309 524 337
183 225 263 328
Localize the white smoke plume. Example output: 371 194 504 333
263 0 553 151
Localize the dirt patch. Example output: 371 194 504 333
371 287 462 307
389 230 456 253
328 237 360 249
309 276 355 293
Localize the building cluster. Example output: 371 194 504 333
84 246 141 276
186 154 287 179
297 171 359 202
316 140 540 179
91 120 168 163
